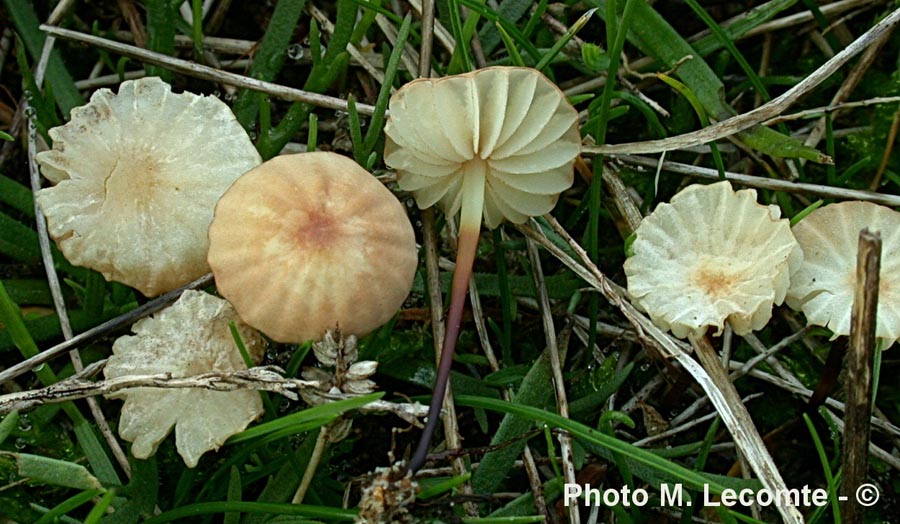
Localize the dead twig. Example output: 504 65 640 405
841 230 881 523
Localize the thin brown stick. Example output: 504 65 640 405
871 104 900 190
0 365 426 422
525 239 579 524
29 11 132 477
417 0 435 78
841 229 881 523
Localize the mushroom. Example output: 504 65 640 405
623 181 805 524
104 290 265 467
35 77 261 297
787 200 900 348
383 66 581 472
624 181 803 338
206 151 418 343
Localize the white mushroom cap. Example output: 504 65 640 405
207 152 418 343
383 66 580 229
787 201 900 348
104 290 265 468
35 77 262 297
624 181 802 338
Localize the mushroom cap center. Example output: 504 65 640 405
295 204 343 251
689 256 752 298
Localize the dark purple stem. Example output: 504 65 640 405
407 226 480 474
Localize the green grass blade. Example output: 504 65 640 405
534 8 597 72
682 0 771 102
459 395 730 493
418 472 472 499
0 175 36 217
144 502 357 524
0 411 19 446
495 23 525 67
232 0 309 129
83 487 117 524
3 451 102 490
446 0 474 73
691 0 797 56
4 0 83 115
362 15 412 157
471 351 561 493
145 0 177 82
227 394 383 444
32 489 105 524
477 0 532 54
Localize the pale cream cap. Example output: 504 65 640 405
36 77 261 296
625 181 802 338
787 201 900 348
104 290 265 467
384 66 580 229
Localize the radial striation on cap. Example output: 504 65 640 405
36 77 261 296
625 181 803 338
207 152 418 343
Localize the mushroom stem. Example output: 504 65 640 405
408 163 485 474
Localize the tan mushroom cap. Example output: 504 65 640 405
104 290 265 468
384 66 580 229
624 181 803 338
35 77 261 297
787 201 900 348
207 152 418 343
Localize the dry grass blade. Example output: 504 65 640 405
616 155 900 207
39 25 376 115
29 7 132 476
583 6 900 155
689 334 802 524
0 274 214 386
0 364 427 422
525 238 579 524
518 217 804 524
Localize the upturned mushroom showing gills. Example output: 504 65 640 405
104 290 264 468
35 77 261 297
383 67 581 473
207 151 418 344
624 181 803 338
787 201 900 348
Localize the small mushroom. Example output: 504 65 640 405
624 181 802 338
104 290 265 468
383 66 581 472
623 181 806 524
787 201 900 348
207 151 418 343
35 77 261 296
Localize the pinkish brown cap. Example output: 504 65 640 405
207 152 418 343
